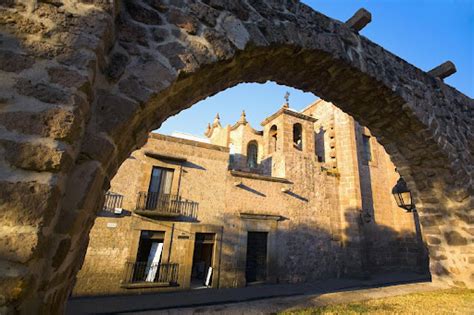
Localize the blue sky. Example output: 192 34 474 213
158 0 473 136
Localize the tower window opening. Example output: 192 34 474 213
293 123 303 150
247 141 258 169
269 125 278 153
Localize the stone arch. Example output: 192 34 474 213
0 0 472 312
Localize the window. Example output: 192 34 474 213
147 167 174 209
315 128 325 162
134 231 165 282
269 125 278 153
229 143 235 167
362 135 372 163
247 141 258 168
293 123 303 150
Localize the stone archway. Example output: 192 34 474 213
0 0 472 313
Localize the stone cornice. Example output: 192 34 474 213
229 170 292 183
149 133 229 152
144 151 187 163
261 108 317 126
239 212 286 221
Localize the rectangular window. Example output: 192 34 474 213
362 135 372 163
147 167 174 209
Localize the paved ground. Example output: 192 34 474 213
67 272 437 315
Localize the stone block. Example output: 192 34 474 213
444 231 468 246
15 79 69 105
0 50 34 73
0 106 83 142
125 1 163 25
167 9 199 35
0 139 72 172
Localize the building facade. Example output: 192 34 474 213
73 100 428 296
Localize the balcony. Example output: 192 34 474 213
135 192 198 220
102 191 124 214
121 261 179 288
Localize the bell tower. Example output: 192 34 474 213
260 94 317 177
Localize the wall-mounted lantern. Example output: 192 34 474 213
392 177 416 212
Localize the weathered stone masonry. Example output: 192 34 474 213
73 101 427 296
0 0 472 313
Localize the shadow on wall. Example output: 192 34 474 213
73 202 430 297
229 153 269 175
353 128 429 275
217 209 429 287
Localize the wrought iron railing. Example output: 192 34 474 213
123 261 179 285
135 192 198 219
102 191 124 213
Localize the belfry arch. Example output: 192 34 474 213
0 0 472 313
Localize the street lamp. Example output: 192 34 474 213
392 177 416 212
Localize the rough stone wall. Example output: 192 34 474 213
75 117 426 295
74 132 345 294
305 101 428 274
0 0 472 312
354 123 428 271
73 215 135 295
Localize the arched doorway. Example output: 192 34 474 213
0 1 471 312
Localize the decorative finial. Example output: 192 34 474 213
204 122 212 137
239 110 247 124
283 91 290 108
213 113 221 127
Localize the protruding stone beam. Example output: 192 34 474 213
428 61 457 79
345 8 372 32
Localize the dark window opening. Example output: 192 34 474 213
269 125 278 153
315 128 325 162
245 232 268 283
293 123 303 150
247 141 258 169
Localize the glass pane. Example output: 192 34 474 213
149 168 162 193
160 169 174 195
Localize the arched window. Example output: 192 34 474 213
269 125 278 153
293 123 303 150
247 141 258 168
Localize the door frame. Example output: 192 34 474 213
239 213 282 286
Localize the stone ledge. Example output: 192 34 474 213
144 151 187 163
229 170 292 183
240 213 285 221
120 282 179 289
149 133 229 152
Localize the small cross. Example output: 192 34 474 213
284 91 290 104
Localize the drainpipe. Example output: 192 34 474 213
217 226 224 289
177 164 183 198
168 223 175 264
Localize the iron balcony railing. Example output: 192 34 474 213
123 261 179 285
102 191 124 213
135 192 198 219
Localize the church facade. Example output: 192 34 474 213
73 100 428 296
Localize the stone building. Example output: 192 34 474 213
73 100 428 296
